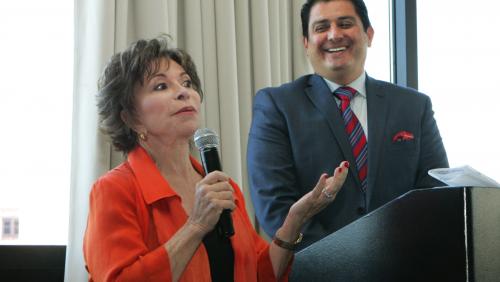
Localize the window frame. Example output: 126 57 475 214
392 0 418 88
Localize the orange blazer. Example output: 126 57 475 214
83 146 290 282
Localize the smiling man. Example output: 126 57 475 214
247 0 449 250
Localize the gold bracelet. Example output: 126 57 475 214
272 232 303 251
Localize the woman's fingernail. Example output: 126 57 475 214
344 161 350 168
339 167 343 173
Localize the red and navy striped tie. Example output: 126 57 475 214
334 87 368 191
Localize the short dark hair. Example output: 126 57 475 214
96 35 203 153
301 0 372 38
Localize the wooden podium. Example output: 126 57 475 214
290 187 500 282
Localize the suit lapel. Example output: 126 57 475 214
305 74 362 189
366 76 389 205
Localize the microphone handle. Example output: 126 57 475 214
200 147 235 238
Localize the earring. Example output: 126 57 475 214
138 132 147 141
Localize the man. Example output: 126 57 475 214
247 0 448 250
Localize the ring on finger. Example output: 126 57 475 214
322 188 334 199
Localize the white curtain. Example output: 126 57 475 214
66 0 311 280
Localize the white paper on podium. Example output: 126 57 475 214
428 165 500 188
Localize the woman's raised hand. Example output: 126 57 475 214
288 161 350 226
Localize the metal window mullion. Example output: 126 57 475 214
392 0 418 89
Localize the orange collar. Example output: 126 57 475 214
127 146 205 204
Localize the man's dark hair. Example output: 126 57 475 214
301 0 372 38
96 35 203 153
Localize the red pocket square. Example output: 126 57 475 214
392 131 414 142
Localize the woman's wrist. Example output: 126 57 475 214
284 209 307 232
185 220 210 240
273 217 302 249
270 206 308 251
272 231 303 251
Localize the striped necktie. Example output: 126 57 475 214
334 86 368 191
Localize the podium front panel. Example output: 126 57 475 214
291 188 467 282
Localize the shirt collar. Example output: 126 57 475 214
321 72 367 98
127 146 205 204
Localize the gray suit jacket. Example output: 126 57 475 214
247 74 448 250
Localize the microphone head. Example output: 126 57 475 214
194 128 220 150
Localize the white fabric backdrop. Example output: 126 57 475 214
66 0 311 280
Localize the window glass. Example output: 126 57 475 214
364 0 392 82
0 1 73 245
2 217 19 239
417 0 500 182
3 219 11 235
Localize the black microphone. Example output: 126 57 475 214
194 128 235 238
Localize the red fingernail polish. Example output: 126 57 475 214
339 167 343 173
344 161 350 168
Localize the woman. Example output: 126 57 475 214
83 36 349 282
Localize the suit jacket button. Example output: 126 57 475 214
357 207 366 215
